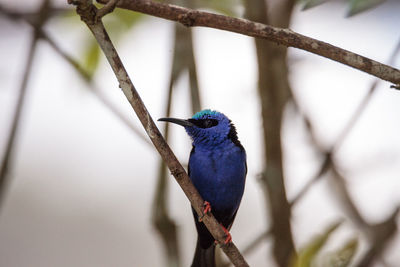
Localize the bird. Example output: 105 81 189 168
158 109 247 267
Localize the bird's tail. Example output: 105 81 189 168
191 238 215 267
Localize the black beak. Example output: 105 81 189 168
158 117 194 127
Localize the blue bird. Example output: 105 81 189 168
159 109 247 267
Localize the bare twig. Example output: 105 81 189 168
329 165 368 228
44 34 151 145
43 33 92 81
68 1 248 265
96 0 119 20
151 19 202 266
242 229 272 256
297 38 400 265
299 117 400 267
289 154 330 206
151 24 183 267
329 164 399 267
294 38 400 206
152 121 180 266
1 4 151 146
241 153 330 257
299 117 399 267
0 0 50 209
0 5 90 81
0 36 39 207
332 38 400 153
242 37 400 261
96 0 400 86
0 4 69 23
184 27 201 114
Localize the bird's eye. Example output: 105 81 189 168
188 118 218 128
203 119 216 128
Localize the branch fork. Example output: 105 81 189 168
67 0 118 24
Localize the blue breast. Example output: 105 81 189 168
188 143 246 220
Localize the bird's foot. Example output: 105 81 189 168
203 201 212 214
221 225 232 244
198 201 212 222
214 225 232 246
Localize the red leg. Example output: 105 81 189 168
214 225 232 245
198 201 212 222
221 225 232 244
203 201 212 214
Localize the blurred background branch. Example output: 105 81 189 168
151 0 202 263
293 37 400 266
245 0 296 266
0 1 152 147
0 0 50 209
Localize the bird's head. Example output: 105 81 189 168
158 109 240 148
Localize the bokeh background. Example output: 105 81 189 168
1 0 400 266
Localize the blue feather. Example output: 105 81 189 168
158 110 247 267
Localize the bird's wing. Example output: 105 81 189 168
188 145 195 176
227 209 238 231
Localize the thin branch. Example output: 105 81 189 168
0 0 50 209
151 21 202 266
96 0 119 19
330 164 399 267
242 229 272 256
43 32 92 81
1 4 152 146
241 38 400 258
0 35 39 207
241 36 400 255
332 38 400 153
299 110 400 267
295 38 400 208
0 4 69 23
44 34 152 145
96 0 400 86
329 165 368 228
151 24 183 267
186 28 201 114
152 122 180 266
295 36 400 225
297 36 400 263
241 154 329 257
289 153 330 206
1 5 91 82
300 117 399 267
68 1 248 266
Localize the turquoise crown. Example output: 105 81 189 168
192 109 220 119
